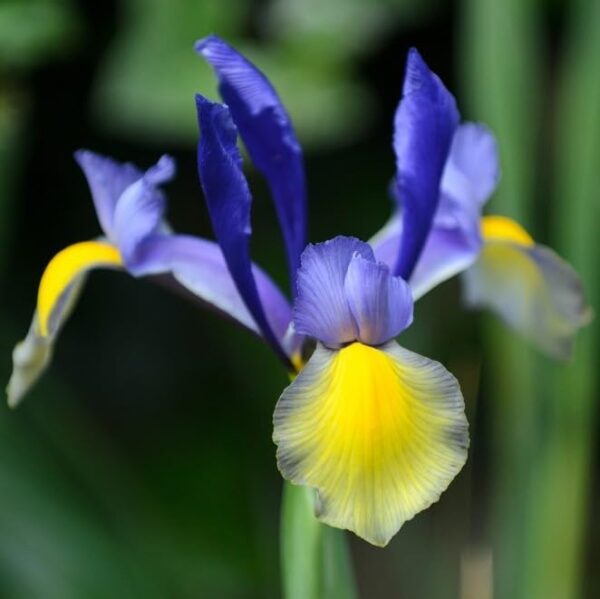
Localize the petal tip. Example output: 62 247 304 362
403 47 433 94
194 33 224 56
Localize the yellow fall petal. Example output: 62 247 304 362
273 341 468 547
37 241 122 337
481 215 534 246
463 241 592 359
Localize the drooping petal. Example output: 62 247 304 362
344 254 413 345
393 48 459 279
131 234 293 349
480 214 534 246
37 241 123 337
195 95 290 364
463 232 592 360
196 35 307 286
273 341 468 547
7 240 123 407
74 150 143 239
293 237 374 347
112 155 176 268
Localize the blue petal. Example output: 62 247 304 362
409 123 499 297
344 254 413 345
372 123 499 298
196 35 307 289
393 48 459 280
440 123 500 211
74 150 143 239
131 234 294 350
195 94 291 364
294 236 373 347
113 155 176 268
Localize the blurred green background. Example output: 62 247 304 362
0 0 598 597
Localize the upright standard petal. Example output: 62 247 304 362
372 123 499 299
131 234 293 350
112 155 176 268
440 123 500 211
196 95 290 364
75 150 143 239
463 216 592 359
7 241 123 407
293 237 374 347
273 341 468 547
196 35 307 286
344 255 413 345
393 48 459 280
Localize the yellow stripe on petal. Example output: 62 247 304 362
481 215 534 246
37 241 122 337
273 341 468 547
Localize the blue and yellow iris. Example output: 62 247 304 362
8 36 591 552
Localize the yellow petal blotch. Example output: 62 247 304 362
37 241 122 337
481 215 534 246
273 341 469 547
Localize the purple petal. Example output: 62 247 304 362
345 255 413 345
373 122 499 298
195 95 290 365
74 150 143 238
406 124 498 297
371 213 402 267
196 35 307 289
113 155 176 267
440 123 500 211
131 234 293 349
410 228 480 299
393 48 459 279
294 236 373 347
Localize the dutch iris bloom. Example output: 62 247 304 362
8 33 590 549
195 37 468 546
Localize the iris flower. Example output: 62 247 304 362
195 37 468 547
8 35 590 548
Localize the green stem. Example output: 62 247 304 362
280 482 357 599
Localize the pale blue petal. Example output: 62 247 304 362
345 254 413 345
294 237 373 347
